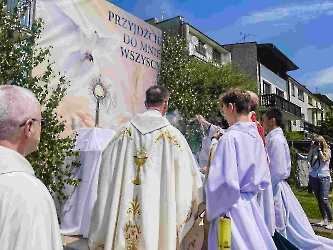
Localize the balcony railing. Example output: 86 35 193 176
304 121 320 135
260 94 302 118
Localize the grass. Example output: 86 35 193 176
293 188 323 220
293 188 333 239
317 231 333 239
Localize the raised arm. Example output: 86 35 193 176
318 148 331 162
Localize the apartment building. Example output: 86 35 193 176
223 42 301 131
288 77 333 138
288 76 323 136
146 16 231 66
314 93 333 132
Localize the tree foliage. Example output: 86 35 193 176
320 110 333 142
0 0 80 203
284 131 307 141
158 35 257 119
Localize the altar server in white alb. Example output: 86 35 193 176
262 107 333 249
88 85 204 250
0 85 63 250
246 91 276 237
205 88 277 250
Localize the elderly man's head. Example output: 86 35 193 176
246 91 259 112
0 85 42 156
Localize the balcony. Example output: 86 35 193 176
261 94 302 118
304 121 320 135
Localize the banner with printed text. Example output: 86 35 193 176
34 0 162 132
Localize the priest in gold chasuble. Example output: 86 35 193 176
88 86 204 250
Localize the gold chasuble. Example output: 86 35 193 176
88 110 204 250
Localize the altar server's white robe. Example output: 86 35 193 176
206 122 277 250
266 127 333 250
88 110 204 250
0 146 63 250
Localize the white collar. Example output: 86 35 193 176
266 127 283 141
0 146 35 176
146 109 162 116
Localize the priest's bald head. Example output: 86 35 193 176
144 85 170 116
0 85 42 156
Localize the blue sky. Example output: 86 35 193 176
110 0 333 101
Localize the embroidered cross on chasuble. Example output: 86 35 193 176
88 111 204 250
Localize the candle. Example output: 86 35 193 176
219 217 231 249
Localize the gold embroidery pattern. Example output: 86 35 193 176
187 239 196 250
179 200 195 230
112 127 133 142
124 195 142 250
155 131 181 148
133 148 148 185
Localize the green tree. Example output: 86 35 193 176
321 110 333 142
158 35 193 116
159 35 257 119
0 0 80 203
286 146 300 188
284 131 307 141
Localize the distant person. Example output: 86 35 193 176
308 135 332 229
245 91 275 237
206 88 276 249
0 85 63 250
262 108 333 249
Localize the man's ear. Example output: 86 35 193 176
271 118 276 126
23 120 33 138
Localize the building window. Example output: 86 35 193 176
308 96 313 106
276 88 284 98
291 84 295 96
263 81 271 95
196 41 206 56
7 0 34 29
298 89 304 102
300 113 305 128
212 49 221 62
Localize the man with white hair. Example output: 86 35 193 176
0 85 63 250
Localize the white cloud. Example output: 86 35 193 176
243 2 333 24
271 22 290 27
306 66 333 87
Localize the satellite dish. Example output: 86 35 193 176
192 36 199 46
